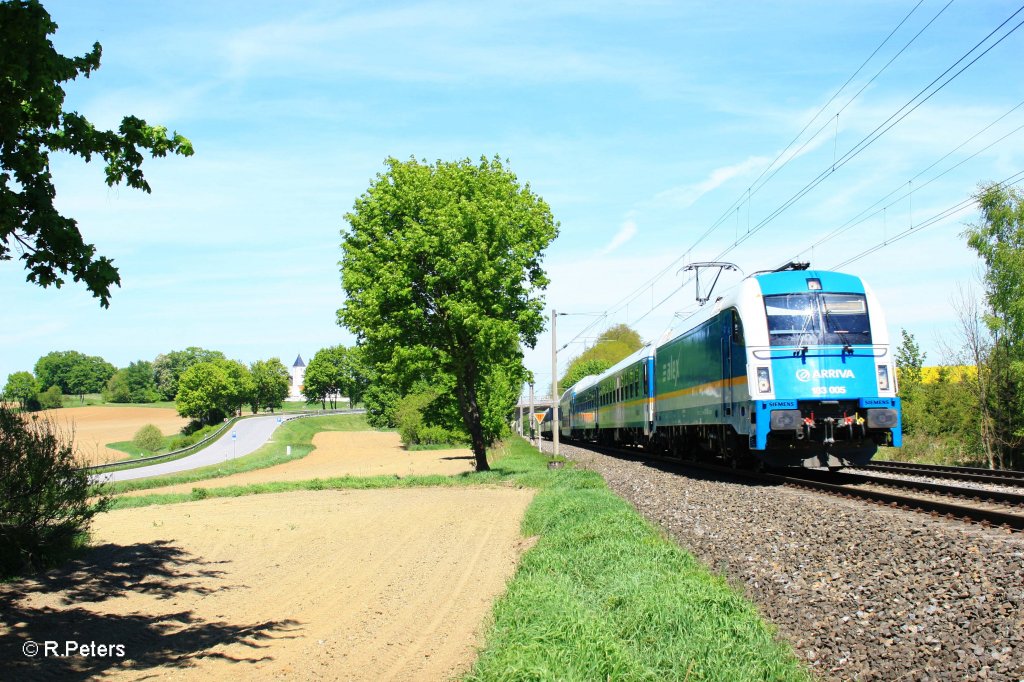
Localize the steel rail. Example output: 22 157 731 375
798 470 1024 507
864 460 1024 487
767 471 1024 532
561 440 1024 532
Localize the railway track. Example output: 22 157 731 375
563 441 1024 532
862 459 1024 488
774 468 1024 532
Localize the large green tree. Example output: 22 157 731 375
33 350 113 395
3 371 39 410
247 358 290 413
0 0 193 305
302 345 370 410
152 347 225 401
964 182 1024 468
175 361 229 425
339 156 558 471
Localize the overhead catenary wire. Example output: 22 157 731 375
557 2 937 351
746 0 952 203
577 1 966 337
557 5 1024 356
706 5 1024 261
779 99 1024 266
832 169 1024 269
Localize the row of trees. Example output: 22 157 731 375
2 346 231 409
174 358 291 424
2 347 299 422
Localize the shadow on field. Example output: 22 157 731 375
0 541 301 679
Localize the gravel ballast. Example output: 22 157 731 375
551 442 1024 681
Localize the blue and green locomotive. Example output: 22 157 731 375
547 267 902 469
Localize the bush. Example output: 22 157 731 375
395 391 467 446
132 424 164 453
417 425 463 445
0 404 109 576
395 391 437 446
37 385 63 409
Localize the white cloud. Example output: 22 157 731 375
654 155 768 208
599 217 638 255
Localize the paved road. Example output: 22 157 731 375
94 414 297 484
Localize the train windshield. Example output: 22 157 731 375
764 293 871 347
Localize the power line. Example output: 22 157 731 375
781 98 1024 265
710 5 1024 259
557 5 1024 349
832 169 1024 269
563 2 938 344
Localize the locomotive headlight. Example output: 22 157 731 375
756 367 772 393
770 409 801 430
876 364 890 391
867 408 898 429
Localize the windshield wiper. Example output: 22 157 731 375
824 309 854 354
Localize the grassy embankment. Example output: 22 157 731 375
103 423 808 680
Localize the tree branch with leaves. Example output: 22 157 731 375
0 0 193 306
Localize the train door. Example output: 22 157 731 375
643 361 652 436
721 312 734 417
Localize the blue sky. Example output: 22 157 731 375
2 0 1022 397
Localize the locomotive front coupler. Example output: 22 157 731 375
822 417 836 445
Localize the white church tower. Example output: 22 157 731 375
289 354 306 400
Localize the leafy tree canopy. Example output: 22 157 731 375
33 350 113 394
561 358 613 392
248 358 290 413
103 360 158 403
559 324 643 390
0 0 193 306
963 182 1024 469
175 361 229 425
3 371 38 409
965 183 1024 346
339 156 558 470
152 347 225 401
302 345 370 410
895 329 925 393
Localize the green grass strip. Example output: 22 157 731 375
465 442 809 682
102 413 371 494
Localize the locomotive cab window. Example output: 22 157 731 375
821 294 871 346
764 292 871 347
765 294 817 346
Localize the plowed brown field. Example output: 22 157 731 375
2 487 535 680
39 406 188 465
122 431 476 497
